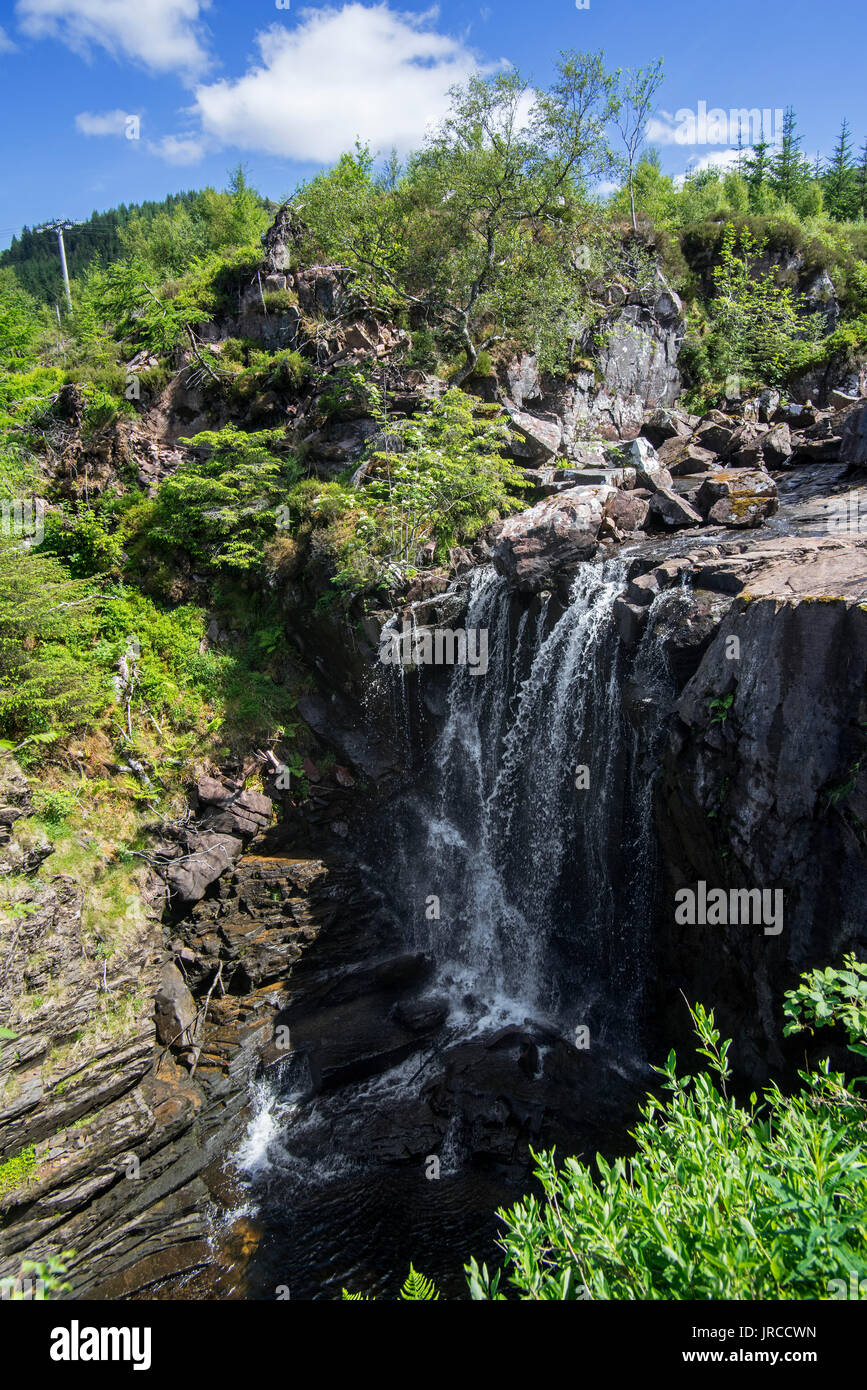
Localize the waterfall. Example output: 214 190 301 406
380 557 662 1045
225 554 680 1297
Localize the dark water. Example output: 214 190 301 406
239 1168 517 1301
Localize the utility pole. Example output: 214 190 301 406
35 219 76 312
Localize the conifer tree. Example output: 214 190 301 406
858 137 867 219
744 139 771 210
770 107 808 205
825 118 856 220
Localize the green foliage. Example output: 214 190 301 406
1 193 205 303
143 426 299 570
316 363 378 419
218 345 311 406
689 224 820 389
709 692 734 724
359 386 528 562
0 1252 74 1300
284 384 528 593
607 151 679 229
77 255 219 356
0 269 61 431
262 288 298 314
467 976 867 1300
0 268 47 369
30 786 80 824
39 508 123 578
340 1265 440 1300
0 543 106 744
399 1265 440 1300
296 58 619 377
0 1145 37 1195
783 955 867 1062
407 325 439 371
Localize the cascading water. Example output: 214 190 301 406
381 558 659 1043
224 553 679 1297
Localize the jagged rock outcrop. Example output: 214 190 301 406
841 401 867 469
646 536 867 1078
497 283 685 454
694 470 778 528
0 753 374 1297
490 484 615 592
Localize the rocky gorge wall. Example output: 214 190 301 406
3 224 867 1295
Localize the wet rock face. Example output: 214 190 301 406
654 582 867 1080
841 401 867 468
0 765 371 1298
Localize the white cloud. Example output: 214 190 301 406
673 148 743 187
644 109 683 147
0 25 17 52
16 0 212 77
148 133 208 164
75 108 136 136
193 3 493 162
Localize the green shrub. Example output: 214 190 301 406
466 963 867 1301
39 508 123 578
407 326 438 370
262 288 298 313
0 544 106 744
31 786 79 824
0 1146 37 1195
142 426 299 570
682 223 822 390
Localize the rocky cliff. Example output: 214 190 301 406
3 218 867 1296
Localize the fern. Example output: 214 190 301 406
341 1264 441 1300
399 1265 440 1301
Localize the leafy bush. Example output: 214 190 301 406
31 786 80 824
280 385 529 593
142 426 299 570
467 964 867 1301
682 224 822 391
39 508 123 578
783 955 867 1062
0 544 106 744
220 347 311 404
359 386 528 561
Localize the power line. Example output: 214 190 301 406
33 220 76 312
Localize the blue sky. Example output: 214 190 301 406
1 0 865 251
